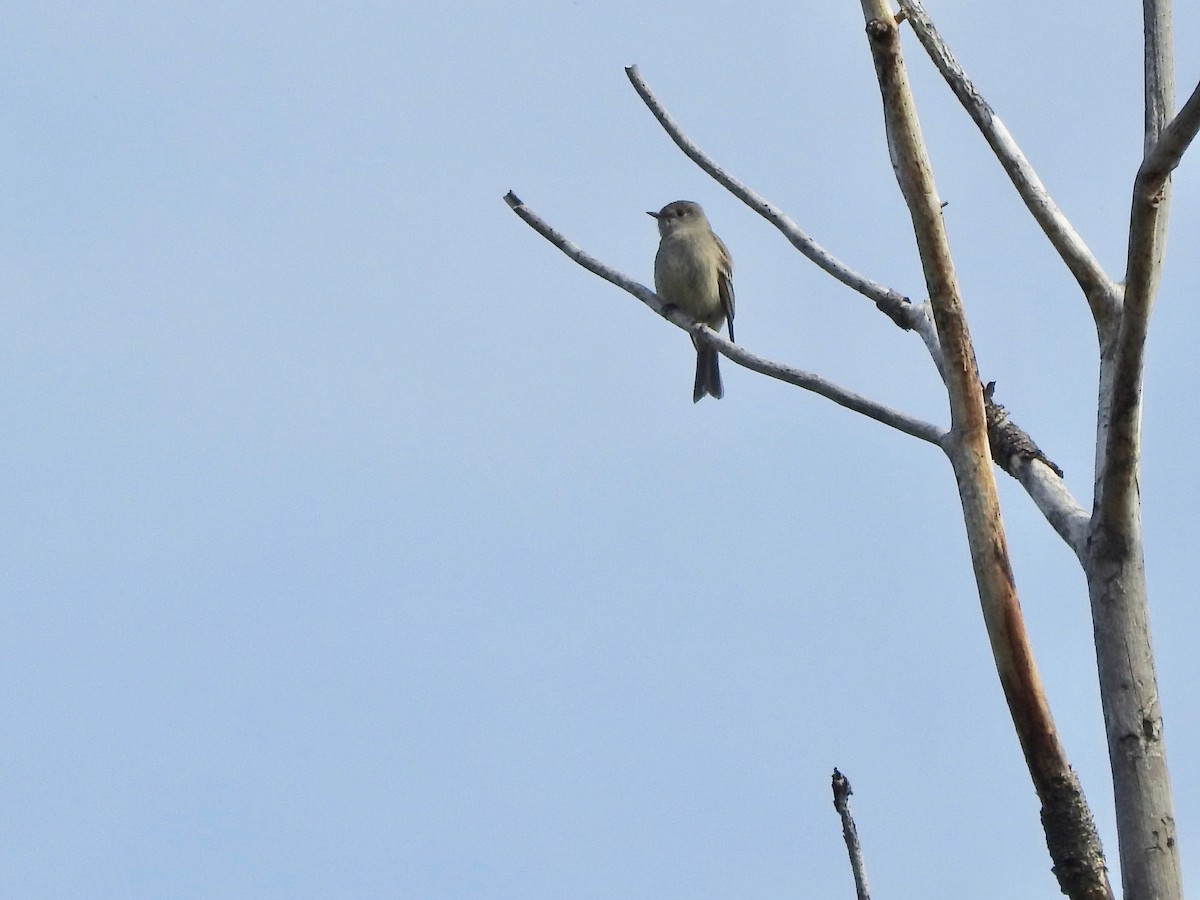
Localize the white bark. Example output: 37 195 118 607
897 0 1121 336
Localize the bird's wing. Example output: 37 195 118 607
715 234 735 343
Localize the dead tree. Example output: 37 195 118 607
507 3 1200 897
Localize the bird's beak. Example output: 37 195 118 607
646 211 660 219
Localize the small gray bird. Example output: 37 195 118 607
648 201 735 402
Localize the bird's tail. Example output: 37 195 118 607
693 345 723 402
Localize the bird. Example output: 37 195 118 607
648 201 735 402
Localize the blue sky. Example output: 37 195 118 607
1 2 1198 898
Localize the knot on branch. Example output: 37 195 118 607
865 18 897 44
983 382 1064 478
874 292 914 330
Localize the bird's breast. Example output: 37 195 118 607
653 235 724 324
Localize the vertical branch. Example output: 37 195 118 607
1102 1 1177 505
1142 0 1175 153
1103 0 1176 508
858 4 1110 898
1086 2 1184 898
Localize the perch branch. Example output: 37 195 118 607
504 192 945 444
626 63 1091 551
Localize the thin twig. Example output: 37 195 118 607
897 0 1120 335
625 65 917 330
504 192 945 444
831 770 871 900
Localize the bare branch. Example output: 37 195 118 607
982 384 1089 560
1096 7 1185 530
1100 204 1164 533
504 191 662 311
624 62 1096 540
983 383 1063 478
509 179 1089 553
1084 4 1184 898
709 328 945 444
897 0 1120 334
908 300 945 375
921 312 1091 559
504 191 945 444
1009 458 1091 563
1039 770 1113 900
831 770 871 900
624 64 917 330
858 7 1112 897
1142 0 1175 153
985 389 1091 560
1141 75 1200 182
